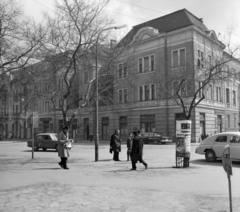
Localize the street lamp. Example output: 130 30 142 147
95 24 127 161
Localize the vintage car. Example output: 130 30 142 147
27 133 74 151
141 132 172 144
195 132 240 162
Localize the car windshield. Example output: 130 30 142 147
52 134 58 140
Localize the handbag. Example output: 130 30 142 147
109 147 113 154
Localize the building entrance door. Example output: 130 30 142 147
102 125 109 140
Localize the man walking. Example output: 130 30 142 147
110 129 122 161
130 130 148 170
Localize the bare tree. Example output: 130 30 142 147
15 0 121 128
155 33 240 120
0 0 44 76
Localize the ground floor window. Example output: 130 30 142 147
200 113 206 140
102 117 109 140
217 115 222 133
140 114 155 133
119 116 128 141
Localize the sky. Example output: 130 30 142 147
18 0 240 45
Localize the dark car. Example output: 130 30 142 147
27 133 59 151
141 132 172 144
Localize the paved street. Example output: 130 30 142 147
0 141 240 212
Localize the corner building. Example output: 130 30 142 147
79 9 240 143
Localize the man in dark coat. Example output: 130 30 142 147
110 129 122 161
130 131 148 170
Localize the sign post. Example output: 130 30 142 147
222 145 233 212
176 120 191 168
31 112 38 159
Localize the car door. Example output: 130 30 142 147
211 135 228 157
35 135 44 148
229 135 240 160
44 135 53 149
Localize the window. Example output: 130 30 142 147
172 49 186 68
118 89 127 104
230 136 240 143
198 82 203 98
197 50 204 68
150 55 154 71
215 136 227 142
144 85 150 101
139 86 143 101
208 84 213 100
138 55 155 73
216 87 222 102
226 88 230 104
225 65 230 76
151 84 155 100
118 63 127 78
227 114 230 128
139 58 143 73
233 90 236 105
139 84 156 101
207 55 212 69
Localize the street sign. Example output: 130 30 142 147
222 145 233 176
222 145 233 212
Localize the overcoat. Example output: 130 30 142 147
131 135 144 162
58 131 70 158
110 134 121 152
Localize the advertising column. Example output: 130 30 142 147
176 120 191 167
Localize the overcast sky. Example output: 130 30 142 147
18 0 240 44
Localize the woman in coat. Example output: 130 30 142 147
130 131 148 170
58 126 70 169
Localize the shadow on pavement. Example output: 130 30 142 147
96 159 113 162
33 168 61 170
22 150 57 153
190 159 240 168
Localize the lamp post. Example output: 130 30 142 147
95 24 126 161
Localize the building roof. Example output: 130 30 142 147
119 9 209 46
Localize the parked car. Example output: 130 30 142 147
141 132 172 144
195 132 240 162
27 133 73 152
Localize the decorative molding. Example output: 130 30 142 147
131 27 160 45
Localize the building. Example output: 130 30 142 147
79 9 240 143
1 9 239 143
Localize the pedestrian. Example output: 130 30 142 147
130 131 148 170
89 134 94 143
9 132 12 140
110 129 122 161
126 133 133 161
58 126 70 170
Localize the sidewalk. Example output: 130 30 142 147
1 142 234 212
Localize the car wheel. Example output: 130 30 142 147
34 145 39 151
55 145 58 152
43 148 47 151
205 150 216 162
